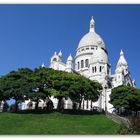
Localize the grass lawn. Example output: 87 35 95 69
0 111 120 135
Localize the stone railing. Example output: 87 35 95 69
106 112 131 128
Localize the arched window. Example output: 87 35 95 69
27 102 33 109
127 83 131 87
107 68 109 74
95 66 97 72
92 67 94 73
81 60 84 68
100 66 102 72
92 67 97 73
91 24 94 28
77 62 80 69
53 58 57 62
85 59 89 67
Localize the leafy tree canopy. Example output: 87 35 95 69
0 67 102 111
110 85 140 112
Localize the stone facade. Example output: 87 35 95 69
49 16 135 113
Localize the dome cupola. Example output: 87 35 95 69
89 16 95 32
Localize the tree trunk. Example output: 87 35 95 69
78 100 81 110
136 110 138 117
46 99 54 111
57 97 64 112
72 102 77 111
15 100 18 112
35 99 39 110
78 97 83 110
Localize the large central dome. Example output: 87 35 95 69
77 16 105 50
78 32 105 49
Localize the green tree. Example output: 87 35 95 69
110 85 140 114
50 71 73 111
68 76 102 109
0 67 102 112
31 67 54 110
0 68 33 112
33 68 102 111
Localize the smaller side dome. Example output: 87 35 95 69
115 66 124 73
117 50 128 68
51 51 59 63
41 62 45 68
90 48 108 64
58 50 62 57
67 54 73 61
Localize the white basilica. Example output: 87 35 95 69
0 16 135 113
49 16 135 113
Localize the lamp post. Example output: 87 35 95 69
104 85 107 114
99 90 102 111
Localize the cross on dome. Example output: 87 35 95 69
120 49 124 56
91 16 94 22
54 51 57 55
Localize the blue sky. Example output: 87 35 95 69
0 4 140 88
